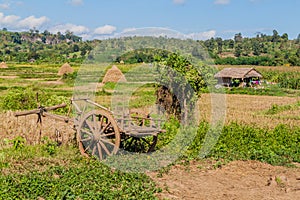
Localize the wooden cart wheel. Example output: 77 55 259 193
121 134 158 153
77 110 120 160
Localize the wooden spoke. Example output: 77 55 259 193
99 141 111 156
100 121 111 133
91 145 96 156
101 138 116 147
81 136 92 142
97 143 103 160
77 110 120 160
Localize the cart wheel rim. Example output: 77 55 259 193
77 110 120 160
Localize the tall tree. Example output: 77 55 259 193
281 33 288 41
234 33 243 43
296 33 300 44
234 44 243 57
215 37 223 54
271 29 280 42
252 41 261 56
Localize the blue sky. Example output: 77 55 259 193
0 0 299 40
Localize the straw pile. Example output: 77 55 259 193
0 62 8 68
102 65 127 83
57 63 74 76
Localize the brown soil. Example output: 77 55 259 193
150 160 300 200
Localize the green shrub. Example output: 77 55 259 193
1 88 70 114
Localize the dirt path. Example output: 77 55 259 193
149 160 300 200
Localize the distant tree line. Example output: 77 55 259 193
0 28 299 66
0 28 98 63
202 30 300 66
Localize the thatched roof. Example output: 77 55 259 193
0 62 8 68
57 63 74 76
102 65 127 83
214 68 262 79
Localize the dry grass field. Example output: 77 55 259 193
0 111 74 146
199 93 300 128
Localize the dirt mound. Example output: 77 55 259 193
102 65 126 83
57 63 74 76
150 160 300 200
0 62 8 68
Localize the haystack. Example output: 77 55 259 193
0 62 8 68
58 63 74 76
102 65 127 83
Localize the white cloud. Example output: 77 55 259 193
49 23 89 34
17 15 49 29
0 12 49 29
187 30 216 40
214 0 230 5
0 12 20 25
69 0 83 6
0 3 10 9
94 25 116 35
173 0 185 5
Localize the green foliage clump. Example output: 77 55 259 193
2 88 38 110
41 137 58 156
186 122 300 166
261 70 300 90
11 136 26 150
1 88 70 114
0 148 160 199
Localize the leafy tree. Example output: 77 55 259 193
155 53 208 121
204 38 215 53
296 34 300 44
215 37 223 54
11 32 21 44
73 44 80 52
271 29 280 42
252 41 261 56
234 33 243 43
234 44 243 57
281 33 288 41
228 39 234 49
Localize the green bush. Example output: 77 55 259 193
1 88 70 114
185 122 300 166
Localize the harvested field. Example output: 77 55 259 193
0 111 75 146
199 93 300 128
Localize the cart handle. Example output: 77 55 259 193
14 103 67 117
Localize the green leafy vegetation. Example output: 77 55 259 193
1 87 70 114
0 29 299 67
187 122 300 166
260 69 300 89
208 31 300 66
0 145 160 199
265 101 300 115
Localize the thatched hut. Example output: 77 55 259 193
57 63 74 76
0 62 8 68
214 68 263 87
102 65 127 83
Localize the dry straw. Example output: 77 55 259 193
102 65 127 83
58 63 74 76
0 62 8 68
